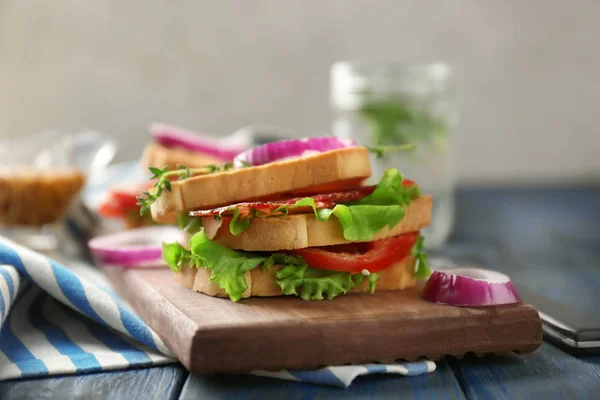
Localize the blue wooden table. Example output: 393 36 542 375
1 185 599 399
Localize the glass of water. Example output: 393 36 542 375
330 61 458 249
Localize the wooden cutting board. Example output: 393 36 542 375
103 267 543 374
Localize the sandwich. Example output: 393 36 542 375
99 123 252 229
140 123 252 171
138 136 432 301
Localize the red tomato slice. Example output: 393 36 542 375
289 232 419 273
98 201 126 218
111 189 141 210
98 182 152 218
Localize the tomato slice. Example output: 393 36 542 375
98 182 152 218
98 192 139 218
98 200 127 217
289 232 419 273
111 189 141 210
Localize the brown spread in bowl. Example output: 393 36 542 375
0 167 86 226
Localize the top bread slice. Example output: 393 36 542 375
150 147 372 223
141 142 225 171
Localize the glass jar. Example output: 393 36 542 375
330 61 457 249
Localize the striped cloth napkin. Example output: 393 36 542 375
0 236 435 388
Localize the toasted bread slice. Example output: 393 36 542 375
194 195 432 251
141 142 225 171
150 147 372 223
173 255 417 299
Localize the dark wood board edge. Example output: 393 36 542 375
189 304 543 373
103 267 197 370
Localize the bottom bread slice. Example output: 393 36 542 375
173 256 417 299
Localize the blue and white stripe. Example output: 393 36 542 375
252 361 437 388
0 235 175 381
0 238 173 357
0 235 435 387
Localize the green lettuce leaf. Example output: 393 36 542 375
328 204 405 241
177 209 251 237
162 241 202 272
368 272 381 293
176 214 203 235
187 230 268 301
163 225 430 302
162 229 391 301
354 168 419 206
293 200 406 241
229 208 251 235
411 235 432 279
274 264 362 300
288 168 419 241
262 253 306 269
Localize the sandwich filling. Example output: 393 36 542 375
182 168 420 241
162 168 431 301
163 229 427 302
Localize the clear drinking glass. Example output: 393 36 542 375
330 61 458 249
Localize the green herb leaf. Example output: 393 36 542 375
149 166 165 179
366 144 416 158
359 97 448 152
137 163 242 215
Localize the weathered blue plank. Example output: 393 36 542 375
1 186 598 399
179 360 465 400
451 342 600 400
0 365 188 400
440 187 600 356
453 186 600 253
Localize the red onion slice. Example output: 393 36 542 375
88 226 183 268
233 137 358 167
150 123 252 161
421 268 521 307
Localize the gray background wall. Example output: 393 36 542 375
1 0 599 185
